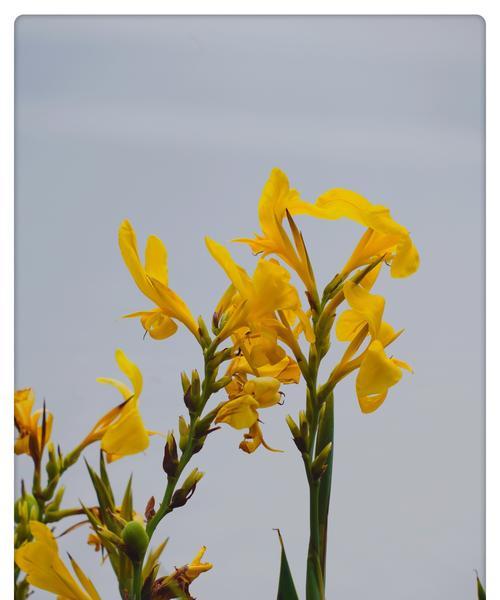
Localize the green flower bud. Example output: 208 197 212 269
14 494 39 523
178 416 190 451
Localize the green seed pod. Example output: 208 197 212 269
14 494 39 523
121 521 149 563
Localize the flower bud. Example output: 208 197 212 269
45 486 65 514
299 411 309 442
181 371 191 394
178 416 190 451
14 494 39 523
207 347 233 371
210 375 233 393
191 370 201 400
198 316 212 346
311 442 333 481
171 468 204 509
45 443 60 481
121 521 149 563
286 415 307 453
162 432 179 477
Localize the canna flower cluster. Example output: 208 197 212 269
14 168 418 600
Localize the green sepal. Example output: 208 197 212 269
85 459 115 529
99 450 115 505
142 538 169 582
275 529 299 600
121 475 134 522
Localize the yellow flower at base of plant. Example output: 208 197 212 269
119 219 200 341
215 376 283 453
356 340 412 413
15 521 100 600
14 388 53 460
80 349 150 462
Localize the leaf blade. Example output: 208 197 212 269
275 529 299 600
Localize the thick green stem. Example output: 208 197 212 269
306 482 324 600
316 393 334 579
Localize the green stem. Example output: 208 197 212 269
306 482 324 600
145 338 220 535
316 393 334 579
132 561 142 600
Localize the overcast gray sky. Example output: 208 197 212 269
15 16 484 599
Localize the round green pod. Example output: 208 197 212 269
121 521 149 562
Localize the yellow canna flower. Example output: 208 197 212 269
14 388 53 462
356 340 412 413
234 168 319 293
15 521 101 600
227 331 301 384
206 237 313 342
333 280 411 412
80 349 150 462
236 168 419 281
118 220 200 340
216 375 283 453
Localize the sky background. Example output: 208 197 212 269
15 16 484 599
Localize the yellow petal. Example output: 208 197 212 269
215 396 259 430
101 401 150 459
205 237 252 298
68 555 101 600
15 522 94 600
96 377 133 401
356 341 404 412
118 220 160 305
390 235 420 278
148 277 200 338
14 388 35 428
145 235 168 285
335 309 365 342
358 390 388 414
244 376 281 408
115 349 143 398
343 281 385 338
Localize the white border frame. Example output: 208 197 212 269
1 2 494 598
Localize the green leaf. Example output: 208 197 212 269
275 529 299 600
477 574 486 599
316 393 334 576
